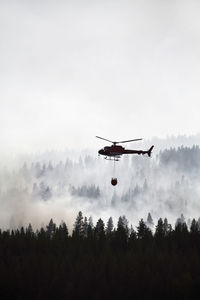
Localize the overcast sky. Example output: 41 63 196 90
1 0 200 155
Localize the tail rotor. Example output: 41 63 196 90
147 146 154 157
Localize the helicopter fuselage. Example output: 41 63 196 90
98 145 149 157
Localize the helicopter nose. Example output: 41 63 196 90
98 149 104 155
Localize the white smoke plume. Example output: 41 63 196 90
1 138 200 232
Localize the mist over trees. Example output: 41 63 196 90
1 144 200 298
1 145 200 229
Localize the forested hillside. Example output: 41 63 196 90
1 146 200 298
0 212 200 299
1 145 200 229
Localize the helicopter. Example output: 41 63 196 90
96 136 154 161
96 136 154 186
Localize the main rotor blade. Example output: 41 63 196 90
116 138 143 144
96 136 114 143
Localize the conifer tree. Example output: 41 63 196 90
190 218 199 233
128 225 137 249
26 223 34 237
73 211 84 238
197 217 200 229
87 216 94 239
122 215 129 236
155 218 164 240
137 218 152 239
163 218 171 236
146 213 154 229
95 218 105 241
46 218 56 238
116 216 129 250
175 213 185 227
58 221 68 238
88 216 94 228
106 217 114 235
83 217 88 238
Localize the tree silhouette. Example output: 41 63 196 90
137 218 152 240
106 217 114 236
46 218 56 238
146 212 154 229
1 212 200 298
95 218 105 241
72 211 84 239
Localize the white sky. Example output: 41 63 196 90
1 0 200 154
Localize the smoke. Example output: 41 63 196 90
1 0 200 154
1 138 200 232
1 0 200 229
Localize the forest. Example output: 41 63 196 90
0 212 200 299
1 145 200 298
1 145 200 229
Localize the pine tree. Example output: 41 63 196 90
46 219 56 238
146 213 154 229
26 223 34 237
128 225 137 249
116 216 129 250
95 218 105 241
190 218 199 233
73 211 84 238
155 218 164 240
175 220 188 234
122 215 129 236
188 218 192 229
197 217 200 229
175 213 185 227
58 221 68 239
83 217 88 238
137 219 152 239
88 216 94 228
106 217 114 235
163 218 171 236
87 216 94 239
20 227 25 236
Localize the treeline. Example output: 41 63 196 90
2 145 200 209
1 213 200 299
69 184 101 199
159 145 200 171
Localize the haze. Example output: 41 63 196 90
1 0 200 155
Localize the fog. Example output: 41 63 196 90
1 138 200 232
1 0 200 231
1 0 200 154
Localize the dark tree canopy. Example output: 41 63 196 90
0 213 200 299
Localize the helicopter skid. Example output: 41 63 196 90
104 156 120 161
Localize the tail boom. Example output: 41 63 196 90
124 145 154 157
